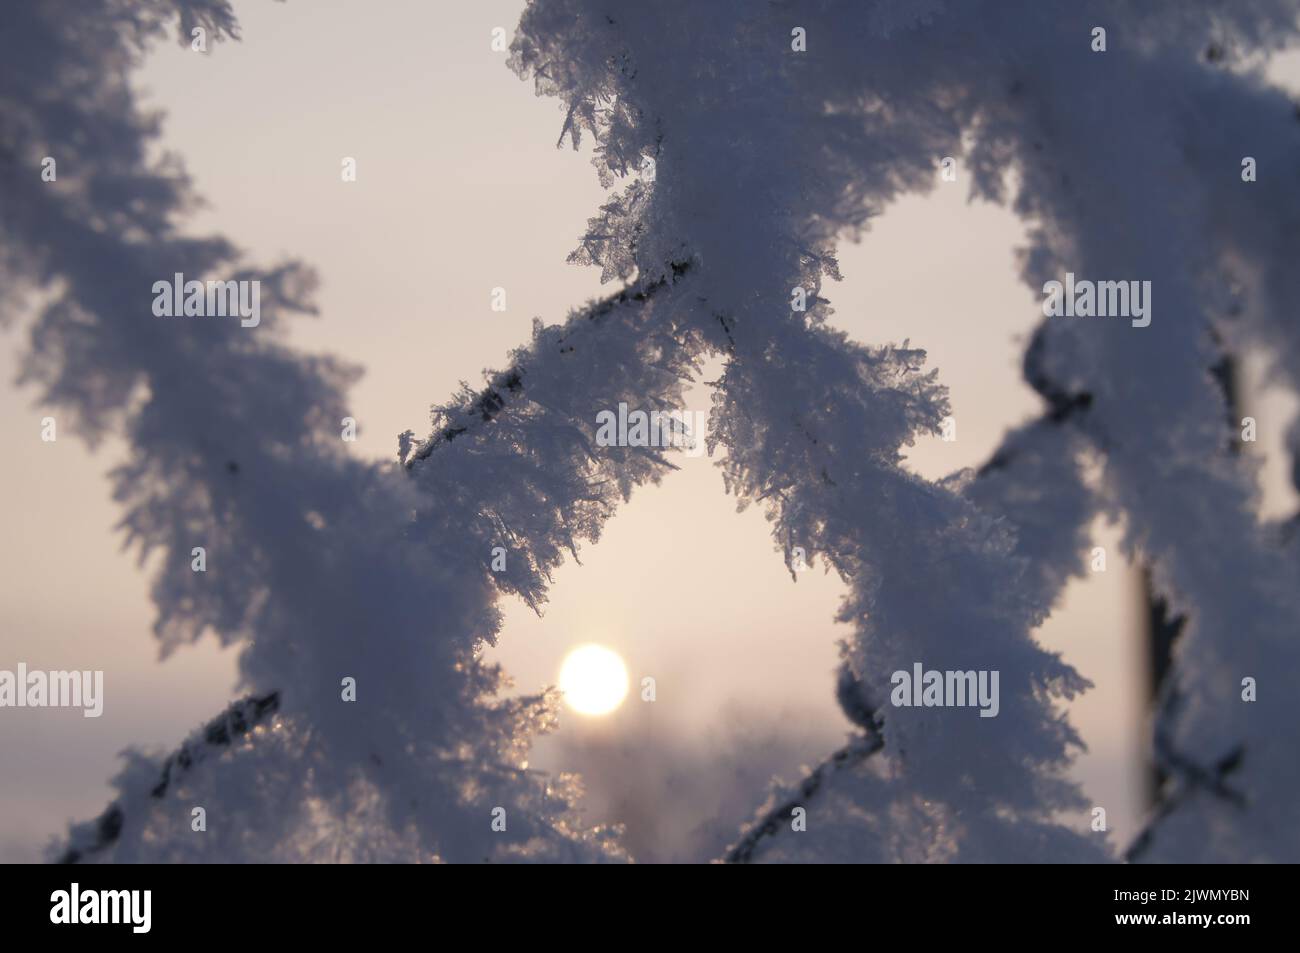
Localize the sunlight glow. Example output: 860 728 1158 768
558 644 629 716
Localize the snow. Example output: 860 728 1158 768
4 0 1297 861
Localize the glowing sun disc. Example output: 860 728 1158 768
558 644 629 716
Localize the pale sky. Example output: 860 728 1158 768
2 0 1297 862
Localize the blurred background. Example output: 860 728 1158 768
1 0 1296 862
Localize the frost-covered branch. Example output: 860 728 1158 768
12 0 1300 864
402 261 692 469
58 693 279 864
12 0 703 863
512 0 1300 862
52 248 705 861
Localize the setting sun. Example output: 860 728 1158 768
558 644 629 716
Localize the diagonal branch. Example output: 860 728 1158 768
59 693 280 864
726 343 1099 864
402 260 691 469
58 262 695 864
723 730 884 864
